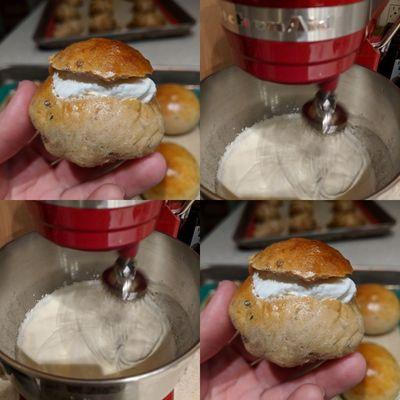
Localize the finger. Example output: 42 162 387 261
287 384 324 400
200 281 237 363
87 183 125 200
4 147 60 200
0 81 37 163
254 361 309 390
262 353 366 400
255 360 325 389
58 153 167 199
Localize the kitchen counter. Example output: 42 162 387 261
0 0 199 70
201 201 400 270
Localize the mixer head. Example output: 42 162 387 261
302 90 348 135
220 0 371 85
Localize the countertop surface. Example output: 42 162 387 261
201 201 400 270
0 0 199 70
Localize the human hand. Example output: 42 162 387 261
201 281 367 400
0 81 167 199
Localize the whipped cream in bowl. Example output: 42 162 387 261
252 272 356 303
52 71 156 103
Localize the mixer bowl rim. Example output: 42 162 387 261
200 64 400 200
0 231 200 385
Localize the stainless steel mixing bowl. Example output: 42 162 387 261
201 65 400 199
0 232 199 400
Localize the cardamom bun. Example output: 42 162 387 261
29 38 164 168
229 239 364 368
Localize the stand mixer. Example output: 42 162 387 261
34 200 180 301
0 200 199 400
219 0 394 134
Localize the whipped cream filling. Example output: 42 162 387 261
252 272 356 303
52 71 156 102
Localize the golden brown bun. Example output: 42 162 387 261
333 200 356 213
343 342 400 400
289 212 316 233
90 0 113 15
49 38 153 81
55 4 80 22
356 284 400 335
129 11 165 27
329 211 366 228
89 13 116 33
289 200 313 215
229 276 364 367
249 238 353 281
156 84 200 135
29 75 164 168
54 20 84 38
254 202 281 222
253 220 284 238
133 0 156 12
143 142 199 199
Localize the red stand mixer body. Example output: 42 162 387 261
33 200 180 258
220 0 385 90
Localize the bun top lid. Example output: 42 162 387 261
249 238 353 281
49 38 153 81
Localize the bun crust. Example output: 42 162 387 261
254 202 281 222
49 38 153 81
156 84 200 135
143 142 199 199
253 220 284 238
249 238 353 281
289 213 316 233
289 200 313 215
344 342 400 400
356 284 400 335
229 276 364 367
333 200 355 213
29 76 164 167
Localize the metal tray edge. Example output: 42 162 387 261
33 0 196 49
233 201 396 249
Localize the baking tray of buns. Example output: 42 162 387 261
33 0 196 49
200 266 400 400
233 201 396 250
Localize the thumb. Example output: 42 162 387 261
200 280 237 363
87 183 125 200
0 81 37 164
287 384 325 400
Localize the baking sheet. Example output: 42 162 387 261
234 201 396 249
34 0 195 49
201 266 400 399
